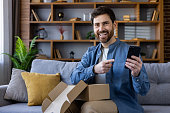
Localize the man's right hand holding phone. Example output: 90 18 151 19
125 55 142 77
125 46 142 77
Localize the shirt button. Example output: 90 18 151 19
136 79 139 82
91 74 93 77
84 79 86 81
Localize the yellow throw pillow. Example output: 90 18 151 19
21 72 60 106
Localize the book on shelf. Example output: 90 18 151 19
47 12 51 21
54 48 62 59
31 9 40 21
56 49 62 59
151 10 159 21
54 48 57 59
154 11 159 21
152 49 157 59
75 30 82 40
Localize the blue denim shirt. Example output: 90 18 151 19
71 39 150 113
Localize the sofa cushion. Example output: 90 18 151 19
21 72 60 106
30 59 78 85
142 105 170 113
138 63 170 105
4 68 28 102
0 103 42 113
0 85 14 107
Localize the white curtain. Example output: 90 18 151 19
0 0 12 85
0 0 5 85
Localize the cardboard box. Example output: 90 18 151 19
42 80 87 113
77 84 110 101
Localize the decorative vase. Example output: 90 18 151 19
60 34 64 40
37 28 48 40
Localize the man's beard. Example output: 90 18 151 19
95 29 114 43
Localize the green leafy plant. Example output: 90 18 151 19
86 31 95 40
2 36 38 71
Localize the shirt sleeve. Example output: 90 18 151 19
70 49 96 84
131 64 150 96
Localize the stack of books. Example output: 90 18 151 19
148 0 158 2
123 15 130 21
120 0 131 2
104 0 112 2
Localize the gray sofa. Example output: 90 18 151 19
0 59 170 113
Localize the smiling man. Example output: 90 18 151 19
71 6 150 113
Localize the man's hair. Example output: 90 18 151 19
91 6 116 24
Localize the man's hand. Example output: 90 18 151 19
125 56 142 77
94 59 114 74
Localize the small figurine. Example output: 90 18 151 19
58 12 64 21
70 51 75 59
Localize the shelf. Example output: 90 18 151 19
139 40 160 42
116 21 159 23
30 20 159 24
30 21 91 24
120 39 159 42
32 40 98 43
52 40 97 42
143 58 160 61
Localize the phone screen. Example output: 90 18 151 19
127 46 141 59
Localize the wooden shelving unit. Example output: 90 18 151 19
22 0 164 62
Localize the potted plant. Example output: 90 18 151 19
2 36 39 71
86 31 95 40
140 52 146 59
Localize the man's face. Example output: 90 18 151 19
93 14 115 43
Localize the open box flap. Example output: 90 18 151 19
48 81 67 101
42 98 52 113
67 80 87 103
60 101 70 113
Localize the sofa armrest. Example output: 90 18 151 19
0 85 13 107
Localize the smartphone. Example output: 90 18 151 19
125 46 141 68
127 46 141 59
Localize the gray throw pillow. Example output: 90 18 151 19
4 68 28 102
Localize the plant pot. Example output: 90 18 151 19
141 55 146 59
